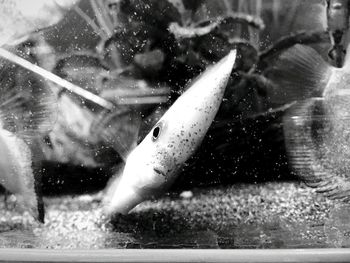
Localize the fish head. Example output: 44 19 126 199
103 121 181 215
127 140 180 193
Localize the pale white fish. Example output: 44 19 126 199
102 50 237 215
0 0 80 46
0 58 57 222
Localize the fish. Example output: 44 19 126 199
95 50 237 215
0 56 57 222
266 43 350 202
0 0 80 46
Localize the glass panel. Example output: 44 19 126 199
0 0 349 250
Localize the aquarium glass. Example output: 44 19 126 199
0 0 350 250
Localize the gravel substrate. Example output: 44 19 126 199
0 182 349 249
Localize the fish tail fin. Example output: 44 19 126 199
90 108 141 162
265 44 333 104
284 99 350 202
0 64 57 138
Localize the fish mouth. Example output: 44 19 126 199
153 167 166 177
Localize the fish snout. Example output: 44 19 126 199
103 184 144 216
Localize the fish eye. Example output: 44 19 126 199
152 123 162 141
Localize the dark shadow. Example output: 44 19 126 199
40 161 111 195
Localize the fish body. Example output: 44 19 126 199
0 0 80 46
102 50 237 215
0 56 57 222
267 44 350 201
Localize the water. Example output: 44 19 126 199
0 0 349 251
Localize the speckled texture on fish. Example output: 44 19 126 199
104 51 236 214
0 182 349 249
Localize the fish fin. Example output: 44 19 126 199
293 1 327 32
0 64 57 138
90 108 141 162
283 99 350 202
265 44 333 104
306 171 350 203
